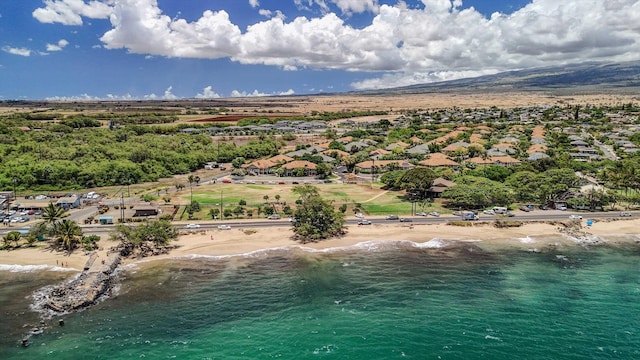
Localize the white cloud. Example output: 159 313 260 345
230 89 295 97
2 46 32 57
142 86 178 100
330 0 379 15
249 0 260 8
195 86 221 99
33 0 113 26
46 39 70 51
32 0 640 89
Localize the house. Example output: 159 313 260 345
355 160 414 173
406 143 431 155
281 160 318 176
466 156 522 167
133 205 160 217
528 152 550 161
98 216 114 225
56 196 80 210
441 141 470 154
427 177 456 198
344 141 372 153
418 153 460 169
243 159 276 175
268 154 295 164
385 141 410 151
323 149 350 160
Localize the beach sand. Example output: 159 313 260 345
2 219 637 270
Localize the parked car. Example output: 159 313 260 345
185 223 200 229
519 206 531 212
505 212 515 217
416 212 427 216
569 215 583 220
218 225 231 230
386 215 399 220
222 178 232 183
355 213 365 219
483 209 495 215
268 214 281 220
358 219 372 225
399 218 413 222
428 211 440 217
620 212 632 217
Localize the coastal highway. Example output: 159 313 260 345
1 211 631 237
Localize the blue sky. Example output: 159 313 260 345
1 0 639 100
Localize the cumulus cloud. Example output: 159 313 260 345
249 0 260 8
143 86 179 100
46 39 70 51
195 86 221 99
2 46 32 57
33 0 112 25
32 0 640 89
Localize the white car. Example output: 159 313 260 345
483 209 495 215
185 224 200 229
218 225 231 230
620 212 632 217
416 212 427 216
569 215 583 220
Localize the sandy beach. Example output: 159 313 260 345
1 218 638 270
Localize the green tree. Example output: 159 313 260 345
2 231 21 249
232 157 246 169
291 185 345 243
111 220 178 257
395 167 437 199
41 203 66 225
380 170 405 189
209 208 220 219
53 219 83 252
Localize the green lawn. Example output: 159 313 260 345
177 182 443 219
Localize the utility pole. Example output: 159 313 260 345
120 192 125 224
220 190 223 221
371 158 375 189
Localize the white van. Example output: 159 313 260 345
492 207 508 214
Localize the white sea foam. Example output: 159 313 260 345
0 264 78 273
517 236 536 244
414 238 450 248
159 239 482 263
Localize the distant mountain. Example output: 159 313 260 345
361 61 640 95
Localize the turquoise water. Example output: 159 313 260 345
1 240 640 359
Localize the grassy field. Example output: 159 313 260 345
171 182 444 220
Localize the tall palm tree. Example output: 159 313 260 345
41 203 65 225
54 219 83 252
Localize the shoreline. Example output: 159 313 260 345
1 219 639 271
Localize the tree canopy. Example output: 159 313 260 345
395 167 437 199
291 185 345 243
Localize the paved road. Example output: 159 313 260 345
1 211 633 237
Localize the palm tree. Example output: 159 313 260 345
53 219 83 252
41 203 65 225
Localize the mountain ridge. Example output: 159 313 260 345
357 61 640 96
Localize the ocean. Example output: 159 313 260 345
1 238 639 359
